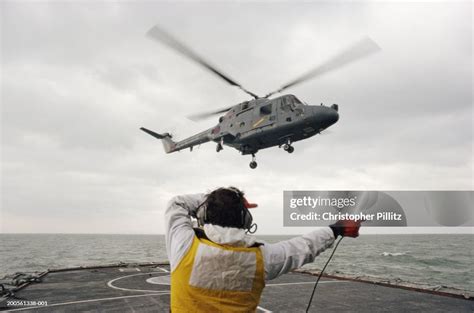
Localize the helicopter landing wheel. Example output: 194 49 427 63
249 153 257 169
216 143 223 152
283 144 294 153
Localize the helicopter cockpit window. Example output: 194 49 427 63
285 97 303 115
281 98 292 112
295 106 304 116
290 96 302 105
286 96 304 113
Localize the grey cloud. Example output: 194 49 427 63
1 1 472 234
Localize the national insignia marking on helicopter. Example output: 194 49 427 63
141 25 380 169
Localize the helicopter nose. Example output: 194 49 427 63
327 107 339 125
311 105 339 128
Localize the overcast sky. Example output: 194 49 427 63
1 1 472 234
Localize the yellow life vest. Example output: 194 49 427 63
170 234 265 313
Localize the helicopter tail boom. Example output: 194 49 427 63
140 127 177 153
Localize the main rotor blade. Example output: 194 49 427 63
187 106 234 121
147 25 259 99
265 37 381 98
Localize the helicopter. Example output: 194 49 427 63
141 25 380 169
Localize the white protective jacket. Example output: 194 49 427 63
165 194 335 280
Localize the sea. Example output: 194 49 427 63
0 234 472 292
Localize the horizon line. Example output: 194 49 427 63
1 232 472 235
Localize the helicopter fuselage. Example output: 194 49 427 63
140 94 339 163
209 94 339 155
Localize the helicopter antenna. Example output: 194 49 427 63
147 25 259 99
264 37 381 98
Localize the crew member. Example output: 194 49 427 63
165 187 361 312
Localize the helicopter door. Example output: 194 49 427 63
252 103 276 129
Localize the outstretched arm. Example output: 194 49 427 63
261 227 335 280
261 220 362 280
165 193 205 271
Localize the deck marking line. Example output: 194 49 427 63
266 281 348 287
118 268 141 272
146 275 171 285
107 272 169 292
156 266 170 273
257 305 273 312
5 293 170 312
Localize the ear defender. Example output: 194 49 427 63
242 206 256 233
226 187 248 229
226 187 256 232
196 201 207 227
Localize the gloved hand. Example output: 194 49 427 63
329 220 362 238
